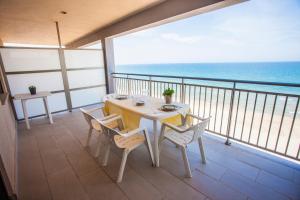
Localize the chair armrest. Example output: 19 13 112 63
186 113 211 121
162 122 189 133
82 107 104 114
120 128 145 137
100 115 122 125
98 113 118 121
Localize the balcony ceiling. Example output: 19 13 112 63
0 0 163 46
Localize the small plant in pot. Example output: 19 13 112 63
28 85 36 95
163 88 174 104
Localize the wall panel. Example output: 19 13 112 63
7 72 64 95
64 50 104 69
0 97 17 195
67 69 105 89
70 87 106 108
0 48 60 72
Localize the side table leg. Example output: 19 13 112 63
43 97 53 124
21 100 30 129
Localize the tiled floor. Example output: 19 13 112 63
17 109 300 200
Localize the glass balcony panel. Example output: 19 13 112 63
64 49 104 69
67 69 105 89
70 86 106 108
0 48 60 72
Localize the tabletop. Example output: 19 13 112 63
106 96 189 120
14 91 52 100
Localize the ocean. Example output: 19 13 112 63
115 62 300 94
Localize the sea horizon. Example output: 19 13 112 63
116 61 300 95
116 61 300 81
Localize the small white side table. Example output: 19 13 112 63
14 91 53 129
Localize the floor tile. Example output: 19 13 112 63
184 170 247 200
79 168 128 200
256 170 300 200
48 167 89 200
221 171 289 200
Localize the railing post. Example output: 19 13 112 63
225 82 236 145
149 76 152 97
113 75 116 93
127 74 130 95
180 78 185 103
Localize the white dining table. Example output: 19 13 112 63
105 95 190 167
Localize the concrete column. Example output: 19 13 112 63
101 38 115 93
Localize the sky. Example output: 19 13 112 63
113 0 300 65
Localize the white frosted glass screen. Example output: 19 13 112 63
0 48 60 72
7 72 64 95
67 69 105 89
14 92 67 119
71 87 106 107
64 50 104 68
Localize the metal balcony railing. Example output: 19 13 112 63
112 72 300 161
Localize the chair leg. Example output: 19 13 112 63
158 137 164 153
95 134 102 157
102 142 110 166
181 146 192 178
85 127 93 147
117 149 129 183
198 136 206 164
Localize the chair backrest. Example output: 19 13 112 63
80 107 108 130
190 117 210 142
92 116 125 141
80 108 95 127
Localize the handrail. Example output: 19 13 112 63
111 72 300 88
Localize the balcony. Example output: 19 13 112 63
17 108 300 200
15 73 300 200
0 0 300 200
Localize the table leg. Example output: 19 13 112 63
153 120 159 167
21 99 30 129
43 97 53 124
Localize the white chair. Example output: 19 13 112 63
91 115 154 183
159 114 210 178
80 107 117 156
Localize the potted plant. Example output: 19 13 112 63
28 85 36 95
163 88 174 104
